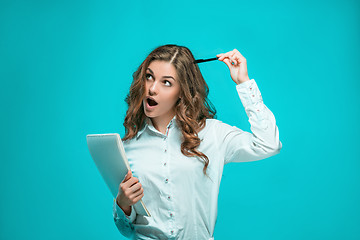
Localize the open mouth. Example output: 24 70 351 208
147 98 158 107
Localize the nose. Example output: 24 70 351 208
149 81 158 95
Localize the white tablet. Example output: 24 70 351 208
86 133 151 217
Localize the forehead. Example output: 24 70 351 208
147 60 177 77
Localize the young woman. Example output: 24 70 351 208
112 44 282 239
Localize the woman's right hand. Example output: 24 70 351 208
116 170 144 215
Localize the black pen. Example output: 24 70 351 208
194 57 219 64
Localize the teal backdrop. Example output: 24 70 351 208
1 0 359 239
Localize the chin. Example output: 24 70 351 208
144 112 152 117
143 104 154 118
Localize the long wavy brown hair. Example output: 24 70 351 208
122 44 217 177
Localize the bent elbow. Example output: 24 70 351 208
271 140 282 155
264 140 282 155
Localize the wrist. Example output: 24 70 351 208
236 76 250 85
116 198 131 216
122 205 132 216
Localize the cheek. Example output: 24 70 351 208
167 90 180 102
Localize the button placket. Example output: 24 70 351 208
164 123 176 236
163 126 168 164
163 124 171 202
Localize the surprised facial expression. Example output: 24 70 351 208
143 60 181 120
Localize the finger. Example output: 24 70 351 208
228 55 236 65
122 176 139 190
231 51 241 62
232 55 245 65
132 192 144 203
130 187 144 199
233 49 246 62
227 54 238 65
218 51 233 61
218 53 231 61
222 50 237 61
129 182 142 193
223 58 233 68
233 49 245 58
232 54 241 62
217 52 226 57
232 54 241 65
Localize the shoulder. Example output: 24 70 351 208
201 118 219 130
204 118 221 127
198 118 228 136
122 136 136 147
204 118 230 128
203 118 244 136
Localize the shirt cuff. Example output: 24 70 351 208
235 79 263 106
113 198 137 223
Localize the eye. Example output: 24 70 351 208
145 73 153 80
164 80 172 87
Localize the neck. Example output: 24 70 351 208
150 113 175 135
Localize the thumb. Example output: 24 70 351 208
223 58 233 69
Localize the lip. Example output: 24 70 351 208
146 96 158 103
144 96 158 110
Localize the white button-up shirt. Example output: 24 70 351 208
113 79 282 239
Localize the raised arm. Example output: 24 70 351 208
215 79 282 164
216 49 282 164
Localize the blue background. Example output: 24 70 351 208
1 0 359 239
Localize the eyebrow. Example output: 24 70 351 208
146 68 176 81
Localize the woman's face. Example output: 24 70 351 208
143 60 181 120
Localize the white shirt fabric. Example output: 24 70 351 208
112 79 282 239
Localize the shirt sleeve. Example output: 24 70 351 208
112 198 136 238
215 79 282 165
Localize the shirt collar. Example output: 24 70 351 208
136 115 177 139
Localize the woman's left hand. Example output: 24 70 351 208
217 49 250 85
